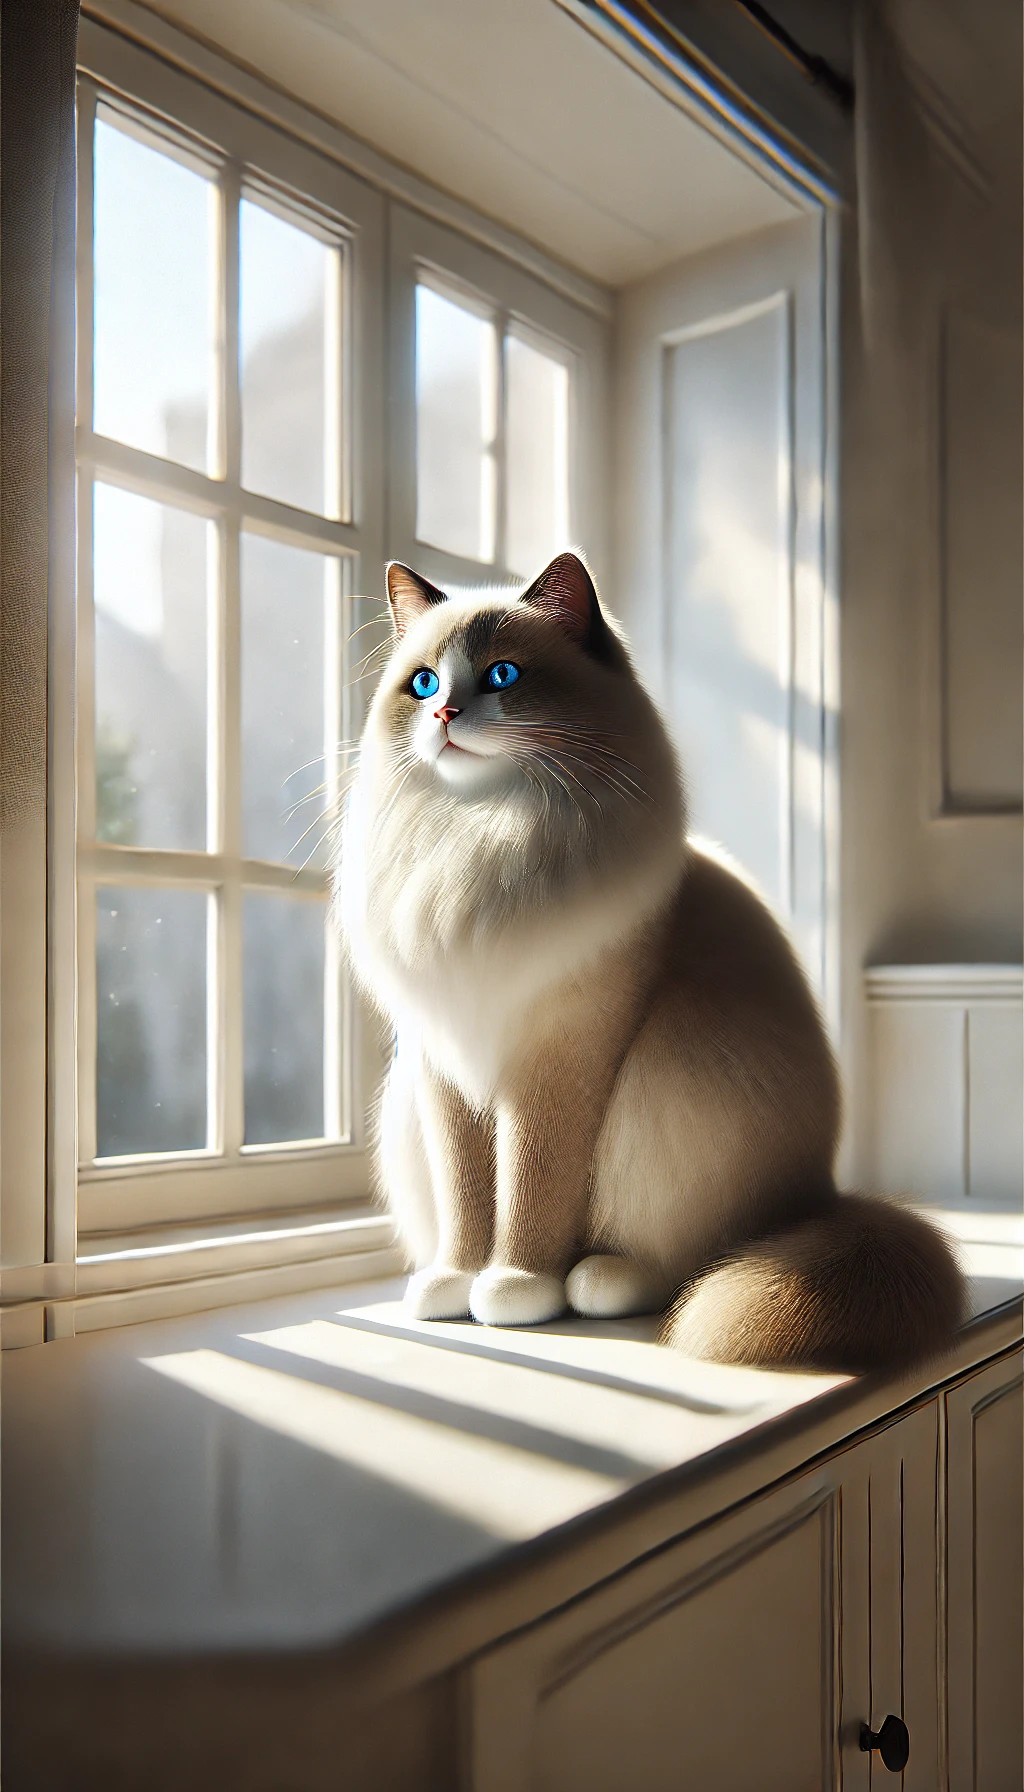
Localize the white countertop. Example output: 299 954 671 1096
5 1210 1021 1661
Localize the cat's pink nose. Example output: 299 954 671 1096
434 706 461 726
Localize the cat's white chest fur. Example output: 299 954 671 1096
339 784 679 1104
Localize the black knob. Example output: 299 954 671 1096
860 1715 910 1772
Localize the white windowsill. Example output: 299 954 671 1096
0 1207 403 1346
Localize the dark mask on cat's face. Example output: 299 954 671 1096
374 552 633 799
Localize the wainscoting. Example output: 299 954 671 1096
865 964 1023 1206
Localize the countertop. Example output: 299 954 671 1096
5 1206 1021 1670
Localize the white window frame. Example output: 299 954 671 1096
74 45 387 1237
388 204 611 595
68 23 610 1255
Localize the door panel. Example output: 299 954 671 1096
946 1351 1024 1792
468 1472 843 1792
533 1500 834 1792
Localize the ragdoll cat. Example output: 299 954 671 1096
337 551 965 1371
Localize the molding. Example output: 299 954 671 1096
1 1232 404 1347
0 1207 402 1343
864 964 1024 1006
553 0 844 210
75 1204 395 1294
78 3 613 321
67 1240 403 1334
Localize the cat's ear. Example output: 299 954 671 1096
385 562 448 638
520 551 601 649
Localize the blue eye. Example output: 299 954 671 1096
485 661 520 691
410 667 440 700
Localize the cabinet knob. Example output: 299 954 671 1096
860 1715 910 1772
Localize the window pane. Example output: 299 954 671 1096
243 895 326 1145
93 113 213 471
96 886 208 1158
241 534 339 868
416 283 497 561
240 198 337 515
505 335 571 577
93 483 209 852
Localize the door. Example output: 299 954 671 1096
612 213 834 1005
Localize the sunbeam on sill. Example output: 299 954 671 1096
142 1347 626 1539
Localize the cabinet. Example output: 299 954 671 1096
946 1350 1024 1791
466 1373 1020 1792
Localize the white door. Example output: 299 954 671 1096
613 214 834 1004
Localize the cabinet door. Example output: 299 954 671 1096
946 1349 1024 1792
468 1470 843 1792
838 1401 941 1792
466 1404 940 1792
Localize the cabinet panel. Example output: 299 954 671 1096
534 1501 833 1792
468 1474 843 1792
946 1351 1024 1792
467 1401 941 1792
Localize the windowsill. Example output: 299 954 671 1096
4 1242 1021 1678
77 1199 393 1281
11 1206 402 1342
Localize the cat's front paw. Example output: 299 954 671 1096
566 1254 665 1318
469 1267 567 1327
404 1266 475 1321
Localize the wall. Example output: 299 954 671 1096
839 0 1023 1179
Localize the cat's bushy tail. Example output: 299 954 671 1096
663 1194 966 1374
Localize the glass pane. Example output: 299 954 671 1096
243 895 325 1145
93 483 209 851
241 533 338 868
505 335 571 577
93 112 214 470
240 198 336 515
96 886 208 1158
415 283 497 561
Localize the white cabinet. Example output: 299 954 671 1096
467 1402 941 1791
466 1366 1024 1792
946 1350 1024 1791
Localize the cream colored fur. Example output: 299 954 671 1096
337 554 965 1372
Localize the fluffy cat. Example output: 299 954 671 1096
337 551 965 1372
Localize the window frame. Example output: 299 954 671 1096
387 203 610 596
73 51 388 1237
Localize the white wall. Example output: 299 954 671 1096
839 0 1023 1184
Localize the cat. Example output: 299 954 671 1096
336 550 965 1372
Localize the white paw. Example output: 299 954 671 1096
470 1267 567 1327
404 1266 476 1321
566 1255 664 1319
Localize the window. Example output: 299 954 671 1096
387 203 608 599
72 33 607 1246
415 278 571 576
74 69 386 1237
